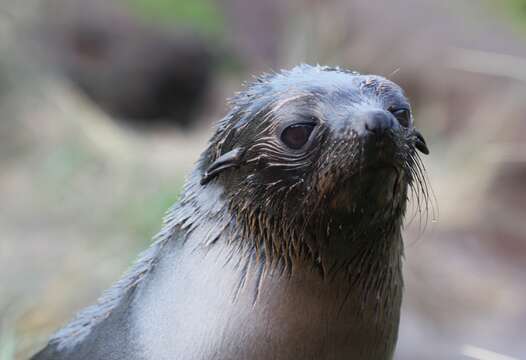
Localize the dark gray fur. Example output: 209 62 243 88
32 64 430 360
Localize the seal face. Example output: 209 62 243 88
200 65 429 265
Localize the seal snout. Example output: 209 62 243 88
351 109 400 154
363 110 399 136
345 109 403 169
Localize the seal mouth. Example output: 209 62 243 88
360 131 400 163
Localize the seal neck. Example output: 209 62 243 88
172 166 405 278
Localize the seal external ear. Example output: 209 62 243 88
201 147 246 185
414 130 430 155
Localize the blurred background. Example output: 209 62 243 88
1 0 525 359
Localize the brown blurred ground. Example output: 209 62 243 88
1 0 526 359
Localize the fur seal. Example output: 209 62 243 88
32 64 430 360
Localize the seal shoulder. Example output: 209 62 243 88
33 204 184 355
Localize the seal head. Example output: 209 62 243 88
200 65 429 266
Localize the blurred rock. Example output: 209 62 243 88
35 0 216 128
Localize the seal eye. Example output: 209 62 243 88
390 108 411 127
281 123 315 150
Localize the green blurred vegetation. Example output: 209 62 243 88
0 323 15 360
505 0 526 16
28 129 185 260
42 141 184 246
125 0 225 36
494 0 526 30
118 179 183 245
